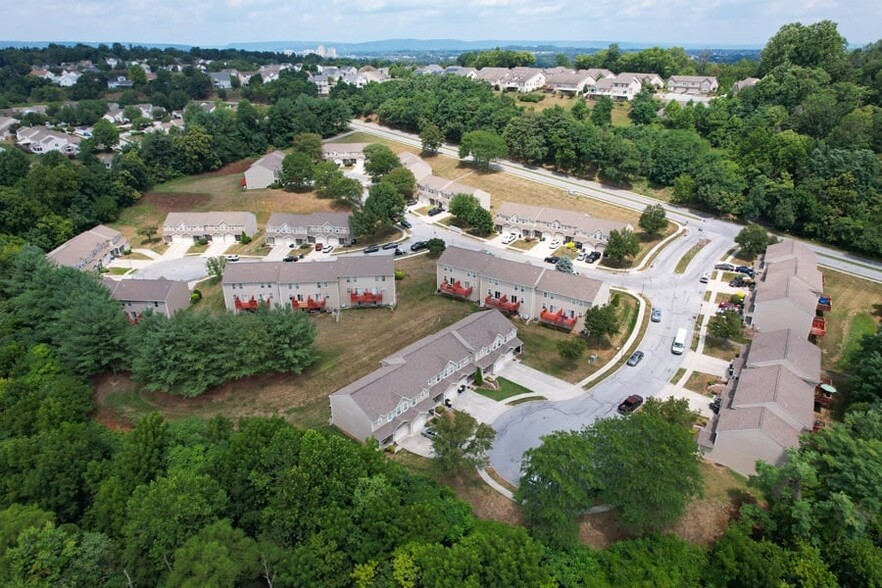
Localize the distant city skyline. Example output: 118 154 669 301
0 1 877 48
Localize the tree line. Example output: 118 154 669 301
337 21 882 257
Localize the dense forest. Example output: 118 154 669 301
337 21 882 257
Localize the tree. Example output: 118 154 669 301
459 130 508 169
290 132 323 162
381 166 416 198
555 257 574 274
137 224 159 243
590 96 614 127
604 229 641 265
206 256 227 279
557 337 586 361
580 304 620 344
639 204 668 236
426 238 446 258
708 310 743 341
735 223 774 259
279 152 314 191
363 143 401 182
419 123 444 154
430 410 496 475
90 119 120 151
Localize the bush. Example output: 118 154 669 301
190 290 202 304
394 269 405 281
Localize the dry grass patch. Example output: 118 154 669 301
95 255 478 428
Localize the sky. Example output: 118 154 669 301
0 0 878 48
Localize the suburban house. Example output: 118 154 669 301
16 126 80 155
444 66 477 79
222 257 396 313
745 240 828 340
543 69 597 95
501 67 546 93
330 309 522 446
667 75 719 95
495 202 633 252
243 151 285 190
397 152 491 210
437 246 610 332
732 77 760 94
102 277 191 321
47 225 129 272
162 212 258 245
265 212 352 247
321 143 369 166
699 362 816 475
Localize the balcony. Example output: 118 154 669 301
351 291 383 305
485 294 520 314
234 295 265 312
539 308 577 331
817 295 832 312
292 296 326 311
439 280 473 299
810 316 827 338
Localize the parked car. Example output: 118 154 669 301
586 251 602 263
617 394 644 415
225 254 239 262
715 262 736 271
736 265 754 276
626 351 645 366
283 255 299 262
410 241 428 252
314 243 323 252
544 256 560 264
399 219 412 229
651 307 662 322
363 245 379 254
699 272 710 284
382 242 399 250
427 207 443 216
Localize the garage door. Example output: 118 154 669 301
393 422 409 443
410 413 428 435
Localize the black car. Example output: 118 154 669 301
410 241 428 252
363 245 380 254
544 256 560 264
283 255 299 262
427 207 443 216
382 242 399 250
626 351 645 366
617 395 644 415
399 219 412 229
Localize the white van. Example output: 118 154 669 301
672 328 687 355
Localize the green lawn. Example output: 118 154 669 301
476 377 534 402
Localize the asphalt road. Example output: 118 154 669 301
349 120 882 283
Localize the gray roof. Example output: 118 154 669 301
249 150 285 173
745 329 821 383
47 224 125 269
222 257 393 286
163 211 255 228
102 277 187 302
731 364 815 429
438 246 605 303
496 202 632 236
332 310 520 421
